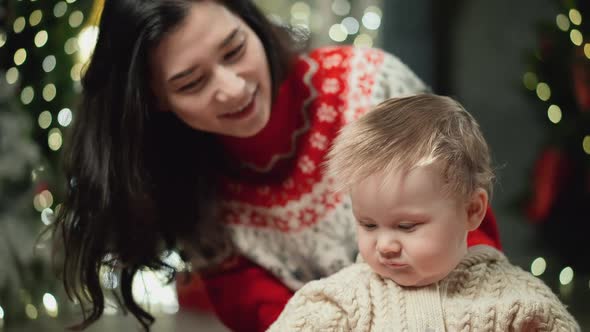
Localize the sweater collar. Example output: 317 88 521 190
217 62 309 174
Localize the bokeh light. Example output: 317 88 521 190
48 128 63 151
20 86 34 105
25 304 38 320
570 29 583 46
331 0 351 16
329 24 347 42
43 84 57 102
14 48 27 66
569 8 582 25
582 135 590 155
522 72 538 90
29 10 43 27
13 17 26 33
342 17 359 35
531 257 547 276
559 267 574 285
34 30 49 47
71 63 83 81
556 14 570 31
547 104 562 124
77 26 99 64
353 33 373 48
54 2 68 18
290 2 310 20
41 208 55 225
65 37 79 55
58 108 73 127
43 55 57 72
536 82 551 101
132 270 180 315
68 10 84 28
362 11 381 30
43 293 59 317
6 67 19 85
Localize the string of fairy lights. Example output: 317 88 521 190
521 6 589 298
0 0 97 326
522 7 590 155
258 0 383 47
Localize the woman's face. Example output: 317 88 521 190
150 1 272 137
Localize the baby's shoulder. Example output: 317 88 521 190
456 247 562 304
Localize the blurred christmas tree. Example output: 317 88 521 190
522 0 590 272
0 0 93 326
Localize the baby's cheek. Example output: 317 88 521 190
407 237 448 265
357 235 372 255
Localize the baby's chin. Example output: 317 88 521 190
378 270 449 287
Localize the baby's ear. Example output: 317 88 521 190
466 188 488 231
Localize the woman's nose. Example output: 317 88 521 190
214 65 246 103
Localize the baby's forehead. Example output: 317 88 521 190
360 163 464 199
381 162 444 183
351 165 439 194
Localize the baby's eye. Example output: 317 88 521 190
361 223 377 230
398 223 417 231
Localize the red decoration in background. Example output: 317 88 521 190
34 182 48 194
176 274 213 313
572 47 590 111
526 147 572 222
539 34 555 59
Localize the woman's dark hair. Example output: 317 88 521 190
52 0 298 330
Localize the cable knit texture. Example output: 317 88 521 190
267 245 580 332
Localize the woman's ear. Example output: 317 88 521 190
466 188 488 231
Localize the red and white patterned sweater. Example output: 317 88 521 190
216 46 501 291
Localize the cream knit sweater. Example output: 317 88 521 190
268 245 579 332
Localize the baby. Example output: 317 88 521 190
268 94 579 331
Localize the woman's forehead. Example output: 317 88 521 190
151 1 241 79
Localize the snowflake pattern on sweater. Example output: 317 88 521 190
219 46 428 290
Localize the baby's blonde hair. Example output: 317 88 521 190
327 94 494 200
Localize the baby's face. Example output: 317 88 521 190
351 165 471 286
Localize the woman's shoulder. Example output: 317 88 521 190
307 45 382 57
291 46 428 100
300 45 389 69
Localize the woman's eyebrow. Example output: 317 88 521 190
167 26 240 83
218 26 240 50
168 65 197 83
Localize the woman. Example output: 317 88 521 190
54 0 501 331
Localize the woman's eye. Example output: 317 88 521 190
179 81 198 92
179 76 206 92
224 43 245 61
